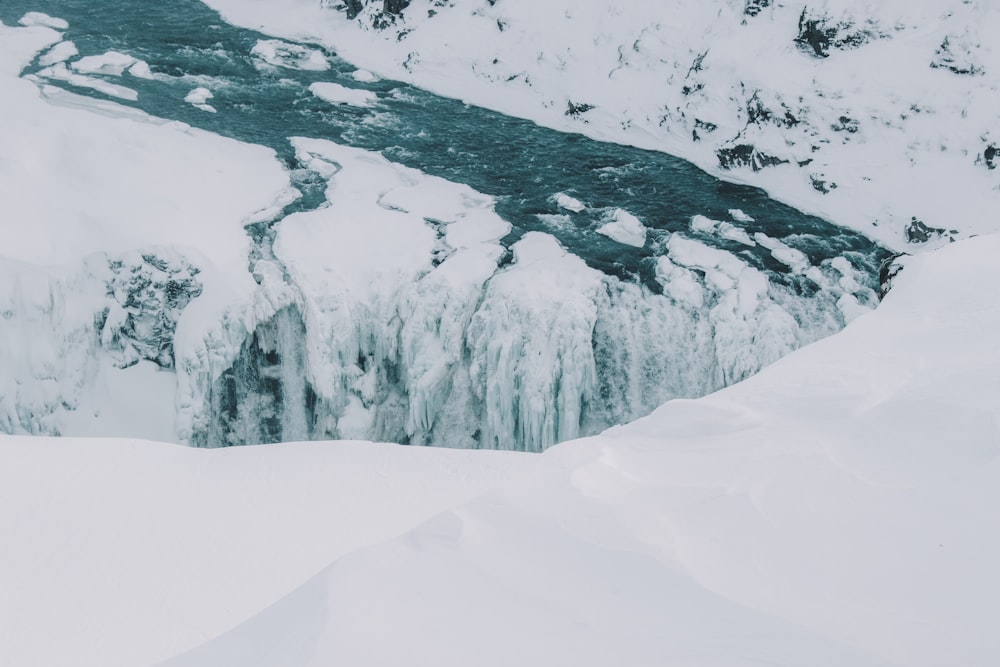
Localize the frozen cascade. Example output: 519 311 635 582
177 142 875 452
0 8 888 451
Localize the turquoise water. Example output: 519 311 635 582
2 0 890 293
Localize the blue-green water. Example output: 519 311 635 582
2 0 889 293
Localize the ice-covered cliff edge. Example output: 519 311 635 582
3 228 997 667
201 0 1000 250
0 19 293 441
1 16 877 451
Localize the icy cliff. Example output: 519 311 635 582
0 15 877 451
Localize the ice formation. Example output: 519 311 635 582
0 14 879 453
184 139 874 452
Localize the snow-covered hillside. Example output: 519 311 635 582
3 228 998 667
202 0 1000 250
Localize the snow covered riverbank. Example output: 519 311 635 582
3 228 998 667
200 0 1000 252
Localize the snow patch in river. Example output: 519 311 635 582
596 208 647 247
251 38 330 71
310 81 377 107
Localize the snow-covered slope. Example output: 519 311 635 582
201 0 1000 250
3 230 997 667
0 19 293 441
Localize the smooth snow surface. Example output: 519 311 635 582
200 0 1000 250
0 437 529 666
596 208 647 247
4 232 998 667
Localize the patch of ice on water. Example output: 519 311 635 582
37 63 139 101
18 12 68 30
690 214 756 247
184 87 216 113
38 41 78 67
310 81 377 107
352 68 378 83
554 192 586 213
72 51 143 77
596 208 647 247
251 39 330 71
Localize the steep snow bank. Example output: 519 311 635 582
200 0 1000 251
168 233 1000 667
0 18 292 439
5 232 997 666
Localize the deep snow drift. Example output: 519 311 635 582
3 228 998 667
201 0 1000 251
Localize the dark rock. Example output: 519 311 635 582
984 144 997 169
694 118 718 133
795 7 881 58
878 253 905 299
566 101 595 117
810 175 837 193
716 144 788 171
744 0 771 17
905 217 947 244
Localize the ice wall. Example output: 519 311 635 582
185 139 877 452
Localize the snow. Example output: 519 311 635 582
37 40 78 66
729 208 755 223
0 19 292 440
690 214 756 246
553 191 586 212
72 50 144 76
351 67 377 82
595 207 647 247
198 0 1000 252
250 38 330 71
18 11 67 30
184 86 216 112
3 231 997 667
0 436 530 666
309 80 377 107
